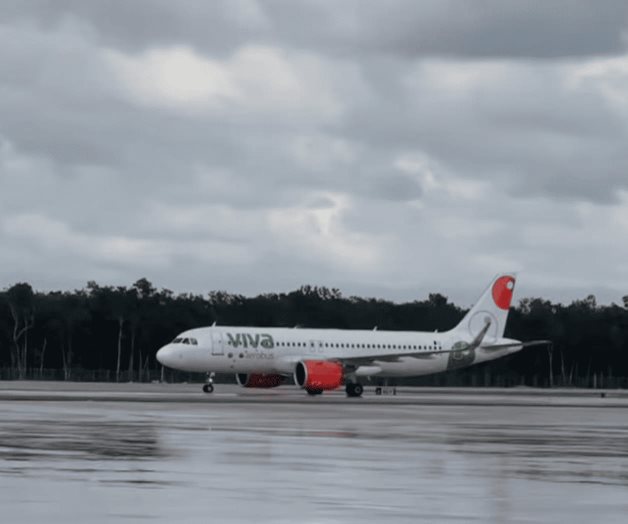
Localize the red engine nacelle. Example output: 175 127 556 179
236 373 284 388
294 360 343 391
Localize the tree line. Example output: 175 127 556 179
1 279 627 387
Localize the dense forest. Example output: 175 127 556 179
1 279 627 387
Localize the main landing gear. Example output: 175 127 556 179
306 388 323 396
202 372 215 394
345 383 364 398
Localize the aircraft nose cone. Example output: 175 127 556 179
156 345 174 367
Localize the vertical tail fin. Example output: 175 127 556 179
451 273 517 343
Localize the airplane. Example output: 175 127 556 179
156 273 549 397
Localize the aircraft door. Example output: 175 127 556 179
211 330 224 355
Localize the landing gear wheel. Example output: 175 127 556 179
345 383 363 398
306 388 323 396
202 372 215 394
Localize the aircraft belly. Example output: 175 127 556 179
233 360 277 373
376 355 449 377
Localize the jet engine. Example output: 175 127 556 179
294 360 343 391
236 373 284 388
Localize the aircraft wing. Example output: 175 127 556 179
481 340 551 351
337 348 451 366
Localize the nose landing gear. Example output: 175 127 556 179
202 372 215 394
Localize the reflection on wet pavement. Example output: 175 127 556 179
1 399 627 523
0 420 165 461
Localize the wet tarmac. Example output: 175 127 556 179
1 383 628 523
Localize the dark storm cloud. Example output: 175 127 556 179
1 1 628 303
349 1 628 59
338 58 628 204
3 0 627 59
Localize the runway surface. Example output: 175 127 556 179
2 381 628 406
1 382 628 523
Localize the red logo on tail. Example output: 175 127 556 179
492 276 515 310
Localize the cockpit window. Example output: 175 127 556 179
172 336 198 345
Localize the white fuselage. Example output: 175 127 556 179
156 325 523 378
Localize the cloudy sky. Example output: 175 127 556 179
1 1 628 306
